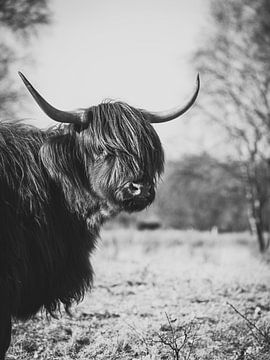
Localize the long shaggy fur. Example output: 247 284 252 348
0 100 164 358
0 122 94 318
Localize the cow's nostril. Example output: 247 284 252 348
129 183 141 195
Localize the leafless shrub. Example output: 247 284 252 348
153 313 200 360
128 313 200 360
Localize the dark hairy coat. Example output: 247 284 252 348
0 122 94 319
0 100 164 358
0 102 163 317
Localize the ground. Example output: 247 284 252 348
7 229 270 359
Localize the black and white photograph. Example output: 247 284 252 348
0 0 270 359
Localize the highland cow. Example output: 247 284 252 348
0 72 199 359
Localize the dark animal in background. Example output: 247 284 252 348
137 220 162 231
0 72 199 359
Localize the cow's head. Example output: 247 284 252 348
19 72 199 213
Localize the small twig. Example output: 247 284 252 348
227 302 268 341
165 312 179 354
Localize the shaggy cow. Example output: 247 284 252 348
0 72 199 359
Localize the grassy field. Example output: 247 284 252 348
8 229 270 359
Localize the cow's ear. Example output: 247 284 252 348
39 134 82 185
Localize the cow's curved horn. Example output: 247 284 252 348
149 74 200 123
18 72 87 125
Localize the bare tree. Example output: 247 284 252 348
194 0 270 251
0 0 51 117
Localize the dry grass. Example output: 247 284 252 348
7 229 270 359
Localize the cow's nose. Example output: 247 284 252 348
128 183 151 197
129 183 143 196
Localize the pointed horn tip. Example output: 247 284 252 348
195 73 200 90
18 71 31 88
18 71 25 80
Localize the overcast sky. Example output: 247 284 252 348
18 0 217 160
